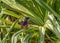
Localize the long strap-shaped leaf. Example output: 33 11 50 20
48 14 60 39
1 0 35 17
2 9 20 18
35 0 60 21
11 28 32 43
37 27 45 43
11 29 25 43
22 32 34 43
0 18 20 29
2 18 19 43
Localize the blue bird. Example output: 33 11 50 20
21 17 30 29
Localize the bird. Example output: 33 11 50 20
21 17 30 29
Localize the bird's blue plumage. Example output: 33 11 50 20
26 17 29 20
22 21 27 26
21 17 30 28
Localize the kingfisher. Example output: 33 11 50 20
21 17 30 29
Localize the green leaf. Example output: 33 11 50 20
35 0 60 21
11 29 25 43
0 18 20 29
46 14 60 39
2 18 19 43
37 27 45 43
2 9 20 18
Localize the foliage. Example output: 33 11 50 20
0 0 60 43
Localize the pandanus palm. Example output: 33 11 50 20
0 0 60 43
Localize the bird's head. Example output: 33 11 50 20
26 17 30 21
